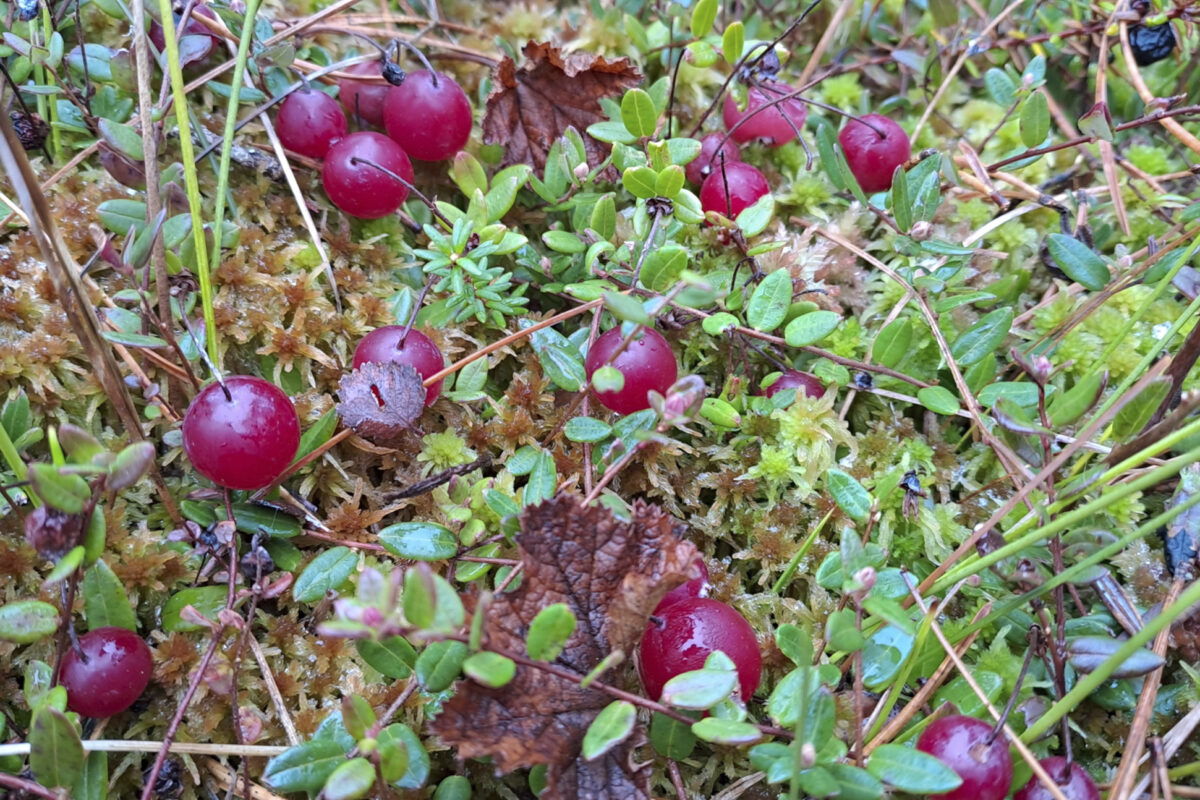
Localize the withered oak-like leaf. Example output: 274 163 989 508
336 362 424 445
430 494 698 800
481 41 641 173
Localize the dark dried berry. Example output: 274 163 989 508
24 506 85 561
382 60 406 86
1128 23 1176 66
10 110 49 151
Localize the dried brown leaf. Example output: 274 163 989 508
336 362 424 445
431 494 697 800
482 41 641 173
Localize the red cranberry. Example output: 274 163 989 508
685 133 741 186
275 88 347 160
722 80 807 146
352 327 445 406
699 161 770 219
321 131 414 219
915 715 1012 800
584 326 678 415
382 70 472 162
1014 758 1099 800
837 114 912 194
337 61 390 127
639 597 761 702
763 370 824 399
57 627 153 718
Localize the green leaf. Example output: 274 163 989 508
582 701 637 760
97 117 143 160
294 408 338 463
1078 101 1114 142
949 307 1014 366
603 293 652 326
28 463 90 513
463 651 515 688
403 568 435 628
622 166 658 198
722 21 744 63
526 603 577 661
96 198 147 234
378 733 410 784
650 712 696 759
293 547 357 603
564 417 612 443
43 546 85 586
745 269 793 332
692 717 761 745
450 151 487 198
825 468 872 521
524 450 557 506
0 600 59 643
72 751 108 800
415 640 467 692
661 668 738 709
379 521 458 561
1020 91 1050 148
827 764 885 800
485 165 532 222
30 707 83 789
984 68 1015 105
230 502 303 538
342 695 376 740
323 757 376 800
917 385 960 415
589 195 616 240
1045 233 1109 291
106 441 155 491
100 330 169 348
378 722 429 789
655 165 685 199
620 89 658 138
1048 372 1107 427
867 744 963 793
736 192 774 236
785 311 841 347
542 230 586 254
690 0 718 37
775 624 813 666
161 585 226 632
872 318 912 368
640 245 688 292
81 560 136 632
434 775 471 800
263 739 347 793
816 123 845 190
355 636 417 679
702 312 739 336
1113 378 1171 439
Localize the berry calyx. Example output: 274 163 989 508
1014 758 1099 800
763 370 824 400
722 80 807 146
337 61 390 127
182 375 300 491
837 114 911 194
275 88 347 160
383 70 472 162
584 326 678 415
321 131 414 219
915 715 1012 800
685 133 741 187
352 327 446 406
639 597 761 702
656 558 710 610
699 161 770 219
57 627 153 718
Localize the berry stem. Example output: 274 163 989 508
350 155 453 227
393 39 438 86
989 624 1042 743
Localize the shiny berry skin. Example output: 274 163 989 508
764 370 824 400
685 133 741 186
321 132 414 219
584 326 678 415
1128 22 1176 66
657 559 710 610
915 715 1012 800
275 89 347 160
699 161 770 219
1014 758 1099 800
639 597 761 702
337 61 390 127
182 376 300 491
837 114 911 194
383 70 472 161
352 327 445 406
57 627 153 718
722 80 807 146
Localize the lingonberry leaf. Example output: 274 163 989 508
482 41 641 175
336 361 425 445
430 494 697 800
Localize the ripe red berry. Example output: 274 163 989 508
657 558 710 610
685 133 741 186
182 376 300 491
837 114 911 194
321 131 414 219
639 597 761 702
1014 758 1099 800
763 370 824 400
383 70 472 161
57 627 153 718
915 715 1012 800
337 61 390 127
699 161 770 219
722 80 807 146
352 327 445 406
584 326 678 415
275 88 347 160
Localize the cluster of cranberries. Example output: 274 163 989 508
272 61 472 219
694 80 912 219
637 559 762 702
916 714 1099 800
